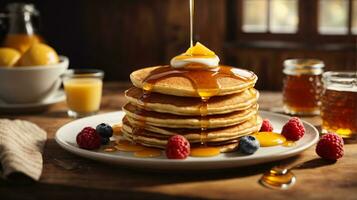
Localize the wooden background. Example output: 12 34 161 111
0 0 356 90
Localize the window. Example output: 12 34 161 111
352 0 357 34
270 0 298 33
242 0 268 32
318 0 357 35
318 0 349 34
241 0 357 36
242 0 298 33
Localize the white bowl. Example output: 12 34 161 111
0 56 69 104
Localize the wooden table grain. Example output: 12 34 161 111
1 82 356 200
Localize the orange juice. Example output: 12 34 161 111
64 78 103 114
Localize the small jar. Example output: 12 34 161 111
282 59 324 115
62 69 104 118
321 71 357 138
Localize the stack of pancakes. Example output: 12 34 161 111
121 66 262 152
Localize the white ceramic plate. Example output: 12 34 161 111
0 90 65 113
55 111 319 170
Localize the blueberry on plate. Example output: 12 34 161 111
96 123 113 138
101 137 110 145
239 135 260 155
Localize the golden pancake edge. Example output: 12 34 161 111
130 66 258 97
123 103 259 129
125 87 259 115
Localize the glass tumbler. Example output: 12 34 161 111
321 71 357 138
62 69 104 118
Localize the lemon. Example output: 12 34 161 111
0 48 21 67
19 43 59 66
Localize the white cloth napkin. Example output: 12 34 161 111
0 119 47 181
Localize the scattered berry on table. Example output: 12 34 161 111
316 133 344 160
166 135 190 159
260 119 274 132
281 117 305 141
96 123 113 138
76 127 101 150
239 135 260 155
101 137 110 145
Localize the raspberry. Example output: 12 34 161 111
281 117 305 141
166 135 190 159
76 127 101 150
260 119 273 132
316 133 344 160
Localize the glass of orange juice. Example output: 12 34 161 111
62 69 104 118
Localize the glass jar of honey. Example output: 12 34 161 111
321 71 357 138
282 59 324 115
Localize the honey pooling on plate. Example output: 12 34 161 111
282 59 324 115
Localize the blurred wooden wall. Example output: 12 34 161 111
0 0 355 90
1 0 226 82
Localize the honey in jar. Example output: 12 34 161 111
321 71 357 138
283 59 324 115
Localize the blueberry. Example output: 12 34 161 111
101 137 110 145
96 123 113 138
239 136 260 155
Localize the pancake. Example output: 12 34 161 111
130 66 257 97
125 87 259 115
122 117 262 152
123 115 262 141
121 130 240 152
123 103 259 128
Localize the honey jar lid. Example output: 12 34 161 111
283 59 324 75
322 71 357 92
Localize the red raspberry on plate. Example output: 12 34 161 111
281 117 305 141
166 135 190 159
76 127 101 150
316 133 344 160
260 119 273 132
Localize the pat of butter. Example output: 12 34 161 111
170 42 220 68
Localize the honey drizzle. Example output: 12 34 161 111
252 132 295 147
189 0 195 47
112 140 162 158
104 147 117 152
143 66 249 98
199 97 209 144
190 146 220 157
131 88 152 143
282 141 296 147
112 124 123 136
134 147 162 158
115 140 145 152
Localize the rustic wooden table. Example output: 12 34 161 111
1 82 356 200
